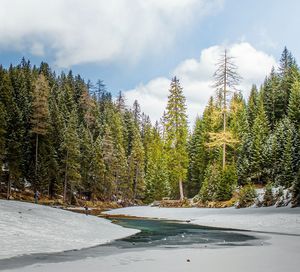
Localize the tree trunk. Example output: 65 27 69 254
179 179 184 201
63 151 68 203
222 50 227 170
6 174 11 200
223 114 226 170
133 166 138 201
35 134 39 182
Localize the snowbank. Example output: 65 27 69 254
2 204 300 272
106 206 300 234
12 234 300 272
0 200 138 259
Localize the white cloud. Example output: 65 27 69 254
124 42 277 125
30 42 45 56
0 0 223 67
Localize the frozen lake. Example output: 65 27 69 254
0 217 264 270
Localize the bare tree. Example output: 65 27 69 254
210 49 241 169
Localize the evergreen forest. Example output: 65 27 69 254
0 47 299 206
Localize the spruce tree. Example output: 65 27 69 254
187 117 207 197
291 169 300 207
278 47 298 111
0 103 6 164
164 77 188 200
110 109 128 199
250 95 270 183
132 100 141 128
61 110 81 203
79 125 94 197
145 125 169 202
141 114 153 175
102 125 117 200
273 118 298 187
128 126 145 200
247 85 259 128
1 72 24 197
288 79 300 130
89 136 105 200
262 68 283 129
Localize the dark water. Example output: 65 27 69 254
109 217 258 248
0 217 262 270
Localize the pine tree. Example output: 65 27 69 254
0 103 6 163
291 169 300 207
273 118 298 187
187 117 207 197
280 127 295 187
236 104 252 184
116 91 126 113
61 110 81 203
89 136 105 200
247 85 259 128
288 78 300 130
237 129 252 184
262 68 283 129
164 77 188 200
79 88 98 131
31 74 50 186
79 125 94 197
278 47 298 111
47 93 65 196
250 95 270 183
0 71 24 198
145 125 169 202
123 110 135 157
199 163 221 202
132 100 141 128
128 126 145 200
228 92 247 164
102 125 117 200
110 109 128 199
141 114 153 175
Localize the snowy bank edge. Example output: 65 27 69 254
0 200 140 260
105 206 300 235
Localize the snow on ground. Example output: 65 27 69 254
106 206 300 234
4 231 300 272
1 203 300 272
0 200 138 260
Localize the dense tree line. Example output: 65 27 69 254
0 47 299 206
188 48 300 206
0 59 188 203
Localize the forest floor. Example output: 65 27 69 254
0 190 124 216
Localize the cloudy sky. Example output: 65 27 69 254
1 0 299 124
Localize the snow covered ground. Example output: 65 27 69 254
1 202 300 272
5 234 299 272
106 206 300 234
0 200 138 259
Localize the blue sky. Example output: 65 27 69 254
0 0 299 122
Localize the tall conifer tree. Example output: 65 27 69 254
61 110 81 203
164 77 188 200
251 96 270 183
211 49 241 169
